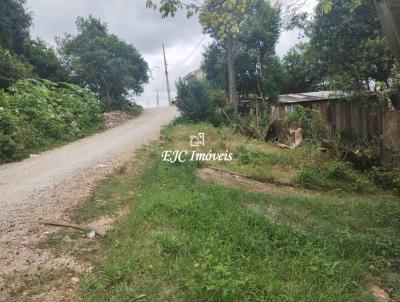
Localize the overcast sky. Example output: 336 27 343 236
27 0 317 108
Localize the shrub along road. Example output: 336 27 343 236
0 106 177 299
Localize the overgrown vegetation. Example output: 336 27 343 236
0 79 104 163
370 166 400 195
176 78 228 125
288 105 327 142
77 122 400 302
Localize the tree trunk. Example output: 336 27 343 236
226 30 239 117
374 0 400 62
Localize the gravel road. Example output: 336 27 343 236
0 106 177 300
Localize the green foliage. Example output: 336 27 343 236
311 0 394 91
0 0 67 88
378 63 400 107
370 166 400 194
282 42 325 93
235 145 286 165
202 43 227 89
295 160 370 192
288 105 327 141
59 16 149 110
0 47 32 88
0 79 105 163
0 0 32 54
176 78 225 125
201 0 282 100
22 39 67 82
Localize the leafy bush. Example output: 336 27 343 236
0 79 105 163
295 160 370 192
110 97 143 116
0 47 33 89
176 78 226 126
288 105 327 141
370 167 400 194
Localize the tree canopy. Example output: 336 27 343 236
0 0 67 88
281 0 395 94
311 0 394 91
201 0 282 100
59 16 149 108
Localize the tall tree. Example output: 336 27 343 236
199 0 252 116
201 0 282 100
22 39 67 82
311 0 394 91
282 42 325 93
59 16 149 109
0 0 31 54
374 0 400 62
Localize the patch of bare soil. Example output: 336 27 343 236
196 167 304 194
6 206 130 302
371 284 390 302
104 111 131 129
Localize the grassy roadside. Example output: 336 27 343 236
76 122 400 302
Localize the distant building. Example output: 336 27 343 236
182 69 206 82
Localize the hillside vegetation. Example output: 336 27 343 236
0 79 105 163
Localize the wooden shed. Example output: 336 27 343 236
271 91 382 139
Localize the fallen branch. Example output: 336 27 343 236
39 220 105 237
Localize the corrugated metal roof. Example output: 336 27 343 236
278 91 350 104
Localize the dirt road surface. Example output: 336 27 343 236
0 107 178 301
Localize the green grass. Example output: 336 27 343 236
77 123 400 302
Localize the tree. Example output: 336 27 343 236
199 0 252 117
282 43 325 93
235 0 281 99
22 39 67 82
59 16 149 109
176 78 218 122
310 0 394 91
147 0 400 65
320 0 400 63
201 42 227 89
201 0 282 101
0 0 68 87
374 0 400 63
0 47 32 88
0 0 31 54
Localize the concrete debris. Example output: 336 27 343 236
104 111 131 129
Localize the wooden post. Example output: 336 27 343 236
163 44 172 105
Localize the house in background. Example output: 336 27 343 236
182 69 206 82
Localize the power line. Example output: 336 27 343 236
169 34 208 67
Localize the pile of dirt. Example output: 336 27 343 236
104 111 131 129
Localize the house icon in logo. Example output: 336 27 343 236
190 133 205 147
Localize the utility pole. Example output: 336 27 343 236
162 44 172 105
156 90 160 108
